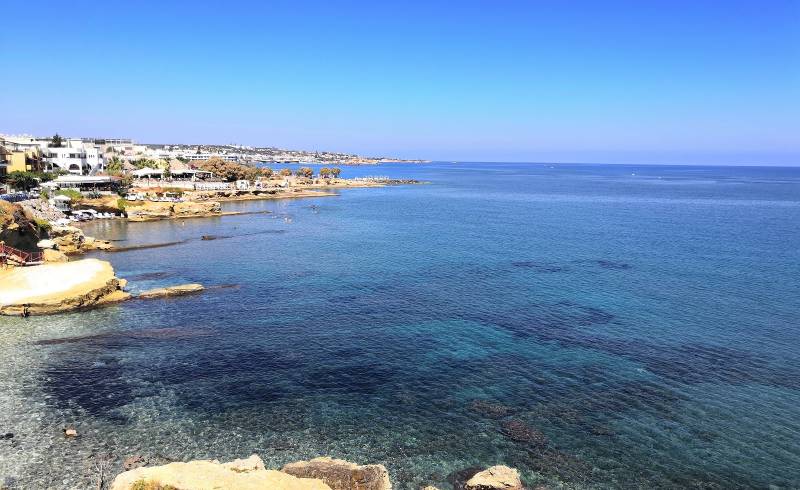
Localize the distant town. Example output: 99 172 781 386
0 133 426 183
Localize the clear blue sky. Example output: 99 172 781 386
2 0 798 164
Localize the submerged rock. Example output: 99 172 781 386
500 419 549 447
469 399 513 418
464 466 523 490
110 454 330 490
281 456 391 490
138 283 205 299
447 467 483 490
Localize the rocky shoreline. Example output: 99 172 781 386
0 259 129 316
108 454 522 490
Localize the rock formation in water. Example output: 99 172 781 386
108 454 524 490
47 225 113 254
138 283 205 299
125 200 221 222
464 465 523 490
110 454 330 490
0 259 130 316
281 457 392 490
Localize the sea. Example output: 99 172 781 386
1 162 799 489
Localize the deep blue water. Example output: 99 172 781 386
2 162 800 489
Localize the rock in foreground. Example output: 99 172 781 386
110 454 331 490
465 465 523 490
0 259 130 316
281 457 391 490
138 283 205 299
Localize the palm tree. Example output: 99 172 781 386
331 167 341 178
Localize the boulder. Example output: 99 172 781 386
48 225 85 254
42 249 68 263
110 455 331 490
37 239 56 249
281 457 391 490
82 236 114 251
138 283 205 299
464 466 522 490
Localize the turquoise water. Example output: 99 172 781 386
1 162 800 489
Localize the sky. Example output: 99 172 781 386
2 0 798 165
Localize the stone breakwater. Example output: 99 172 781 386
109 454 522 490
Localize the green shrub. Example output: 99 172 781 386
56 188 82 200
34 218 51 232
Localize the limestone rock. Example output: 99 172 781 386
281 456 391 490
42 249 68 263
221 454 266 472
125 200 221 222
110 456 331 490
0 259 131 316
49 225 85 254
37 239 56 249
464 466 522 490
173 200 221 218
138 283 205 299
125 201 173 222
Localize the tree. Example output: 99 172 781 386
319 167 331 179
197 157 260 182
50 134 64 148
330 167 341 178
106 156 123 175
7 171 39 191
260 167 273 179
279 168 293 177
296 167 313 179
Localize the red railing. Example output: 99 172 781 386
0 243 43 266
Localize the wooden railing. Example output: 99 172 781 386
0 243 43 266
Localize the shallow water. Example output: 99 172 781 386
2 163 800 489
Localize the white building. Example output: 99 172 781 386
183 153 238 162
42 139 104 175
